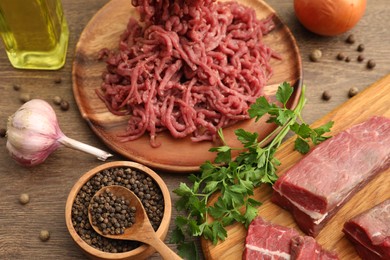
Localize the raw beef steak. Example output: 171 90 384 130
243 217 299 260
272 116 390 236
343 199 390 260
243 217 338 260
290 236 338 260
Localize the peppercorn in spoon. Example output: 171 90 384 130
88 185 182 260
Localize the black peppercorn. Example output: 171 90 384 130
60 100 70 111
0 128 6 138
348 87 359 98
345 56 351 63
337 53 346 61
367 59 376 69
357 44 365 52
322 91 331 101
54 77 62 84
346 34 356 44
357 55 365 62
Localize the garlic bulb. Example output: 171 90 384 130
6 99 112 167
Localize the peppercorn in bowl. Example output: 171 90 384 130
65 161 172 259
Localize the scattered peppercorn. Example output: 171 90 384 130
309 49 322 62
322 91 331 101
357 55 365 62
53 96 62 105
19 193 30 205
346 34 356 44
348 87 359 98
345 56 351 62
0 128 6 138
367 59 376 69
357 44 365 52
39 230 50 242
336 53 346 61
19 93 31 103
71 167 164 253
54 77 62 84
13 84 21 91
60 100 70 111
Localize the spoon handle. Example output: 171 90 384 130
147 236 182 260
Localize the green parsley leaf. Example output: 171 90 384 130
244 203 259 227
240 179 255 194
291 122 312 138
235 129 259 147
170 226 185 244
294 137 311 154
173 183 194 197
248 96 271 121
209 145 231 164
275 109 295 125
211 221 227 243
313 121 334 144
292 120 334 150
314 121 334 135
177 241 199 260
204 181 219 193
188 219 202 236
208 197 227 219
276 82 294 106
175 196 190 211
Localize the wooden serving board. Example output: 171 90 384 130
201 74 390 259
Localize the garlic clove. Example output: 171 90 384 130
6 141 58 167
11 100 60 137
6 125 59 152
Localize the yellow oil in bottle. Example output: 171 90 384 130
0 0 69 70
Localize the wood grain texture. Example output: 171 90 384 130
201 74 390 259
72 0 302 173
0 0 389 259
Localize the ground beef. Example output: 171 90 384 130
97 0 278 147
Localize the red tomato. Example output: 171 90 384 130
294 0 367 36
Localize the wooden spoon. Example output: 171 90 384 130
88 185 181 260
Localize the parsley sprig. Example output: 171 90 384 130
171 83 333 259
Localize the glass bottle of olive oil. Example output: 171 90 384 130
0 0 69 70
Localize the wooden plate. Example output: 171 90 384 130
72 0 302 172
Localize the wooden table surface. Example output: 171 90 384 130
0 0 389 259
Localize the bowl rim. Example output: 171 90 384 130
65 161 172 259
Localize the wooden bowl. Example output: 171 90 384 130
65 161 172 260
